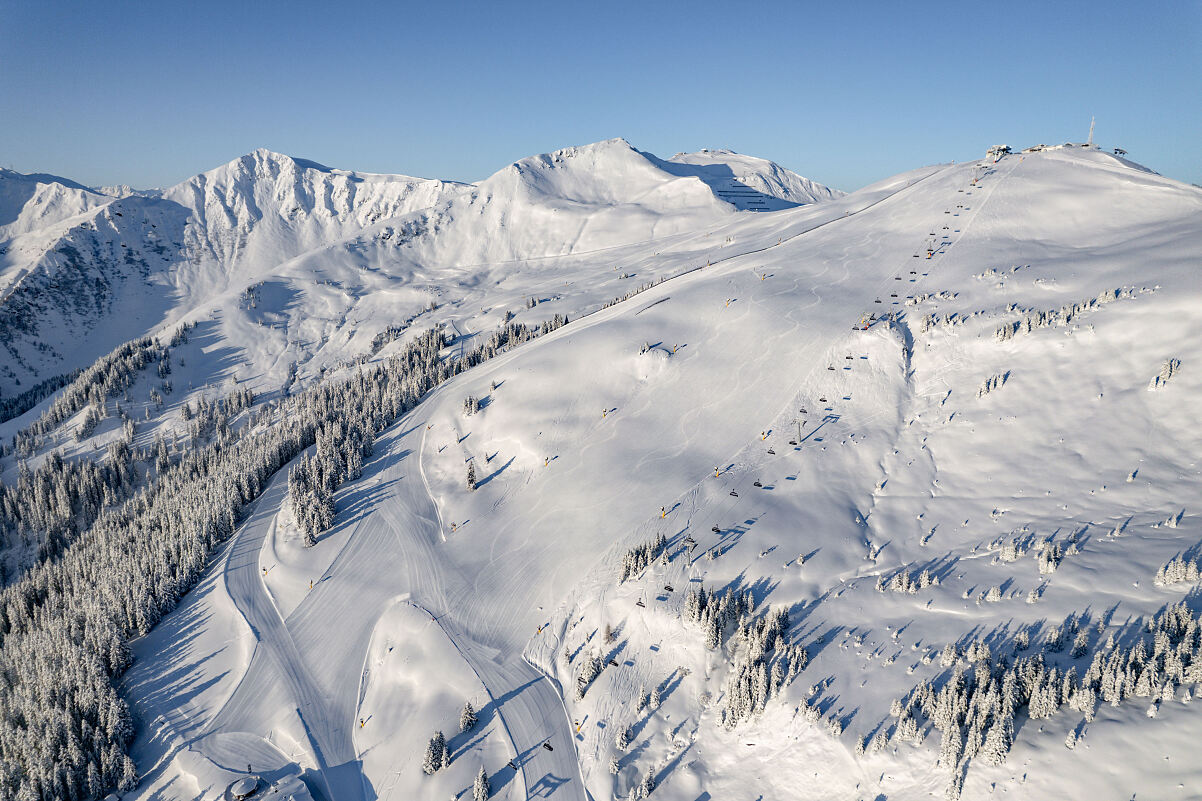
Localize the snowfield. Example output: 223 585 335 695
2 140 1201 801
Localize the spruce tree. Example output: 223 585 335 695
422 734 441 775
461 701 478 732
473 765 490 801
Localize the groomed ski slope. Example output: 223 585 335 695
122 146 1202 801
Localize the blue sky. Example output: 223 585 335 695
2 0 1199 191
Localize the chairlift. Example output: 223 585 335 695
683 536 696 546
845 355 853 360
800 408 807 413
827 365 835 370
729 490 739 497
635 599 646 608
767 448 775 455
890 293 898 298
712 525 720 532
753 480 763 488
609 659 619 667
788 439 797 445
875 298 883 304
664 584 674 592
508 760 518 770
819 396 828 402
543 742 554 752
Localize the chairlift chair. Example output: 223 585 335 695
712 525 720 532
729 490 738 497
753 480 763 487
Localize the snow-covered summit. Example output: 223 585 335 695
664 147 843 209
0 167 113 240
160 147 468 273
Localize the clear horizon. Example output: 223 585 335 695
2 0 1199 192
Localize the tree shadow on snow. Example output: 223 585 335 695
476 456 515 488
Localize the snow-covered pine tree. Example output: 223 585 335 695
439 730 451 769
422 733 442 775
461 701 478 732
467 461 477 491
615 725 631 750
473 765 490 800
575 652 604 700
979 713 1013 765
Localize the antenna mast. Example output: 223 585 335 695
1087 116 1095 147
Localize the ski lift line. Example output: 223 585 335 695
570 163 951 328
859 154 1018 322
661 163 1003 572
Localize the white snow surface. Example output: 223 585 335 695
4 141 1202 801
665 147 844 209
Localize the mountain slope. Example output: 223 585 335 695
3 142 1198 801
663 147 844 209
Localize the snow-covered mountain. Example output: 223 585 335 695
663 147 844 209
0 168 113 239
1 141 1199 801
0 140 837 398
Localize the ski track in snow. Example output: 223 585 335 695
199 393 590 800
